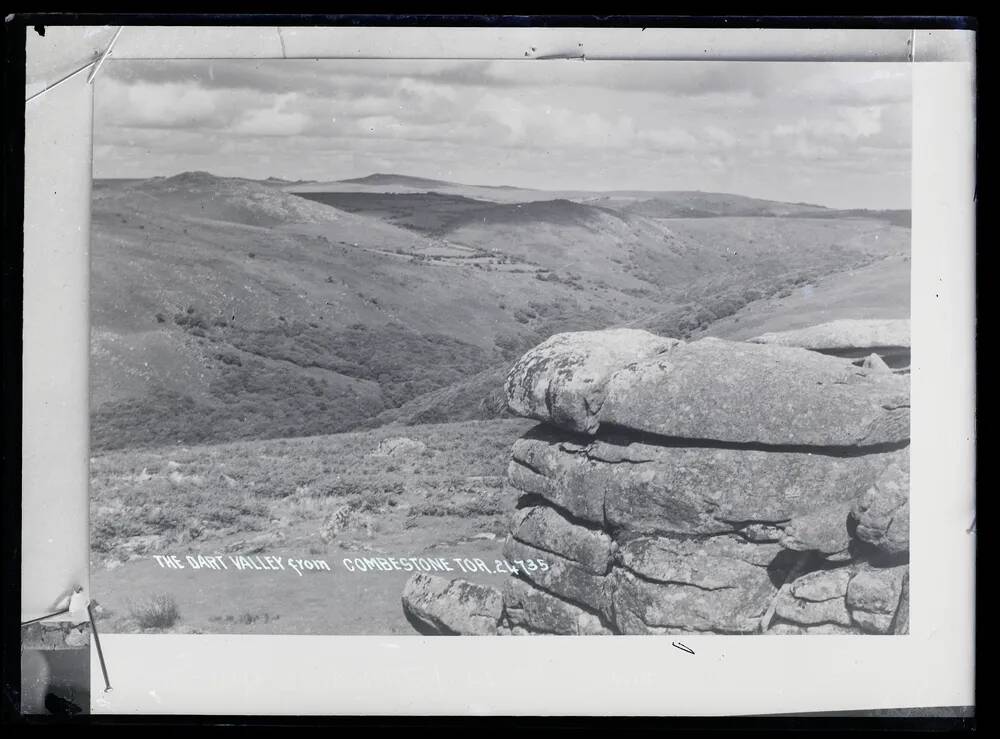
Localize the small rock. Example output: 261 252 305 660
401 573 503 635
847 564 909 634
859 353 892 373
790 568 851 602
851 460 910 556
779 504 852 555
372 437 427 457
774 588 852 627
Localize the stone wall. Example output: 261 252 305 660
402 326 910 635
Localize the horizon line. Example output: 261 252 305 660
91 169 911 212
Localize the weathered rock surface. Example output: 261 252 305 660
503 537 612 614
510 425 907 543
612 565 776 634
850 459 910 556
403 326 910 636
504 577 612 635
846 564 908 634
504 329 678 434
401 573 504 635
612 534 783 634
598 338 909 447
508 505 613 573
772 567 855 627
750 319 910 353
790 568 852 602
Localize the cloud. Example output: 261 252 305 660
95 59 912 209
232 107 311 137
99 79 227 129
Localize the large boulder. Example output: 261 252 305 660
509 425 907 544
750 319 910 352
504 329 678 434
401 573 504 635
404 326 910 636
598 338 909 447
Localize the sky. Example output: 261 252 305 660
94 59 912 209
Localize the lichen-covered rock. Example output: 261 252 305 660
509 505 613 574
598 338 910 447
612 563 776 634
503 577 612 635
404 324 911 637
779 504 853 556
790 568 852 602
851 459 910 556
846 564 908 634
617 535 783 589
401 573 504 635
773 567 854 627
504 329 678 434
750 319 910 353
773 591 853 627
610 534 783 634
510 425 906 540
503 537 612 614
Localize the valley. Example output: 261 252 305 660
89 171 910 634
90 171 909 452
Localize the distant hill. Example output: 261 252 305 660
338 173 463 189
292 175 908 225
91 171 910 450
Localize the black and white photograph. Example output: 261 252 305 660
87 58 912 638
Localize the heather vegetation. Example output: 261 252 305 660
90 418 534 562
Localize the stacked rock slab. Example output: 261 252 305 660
750 319 910 371
401 328 910 635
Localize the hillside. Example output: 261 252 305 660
90 172 910 450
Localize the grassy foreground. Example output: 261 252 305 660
90 418 536 634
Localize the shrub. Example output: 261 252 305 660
128 593 180 629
